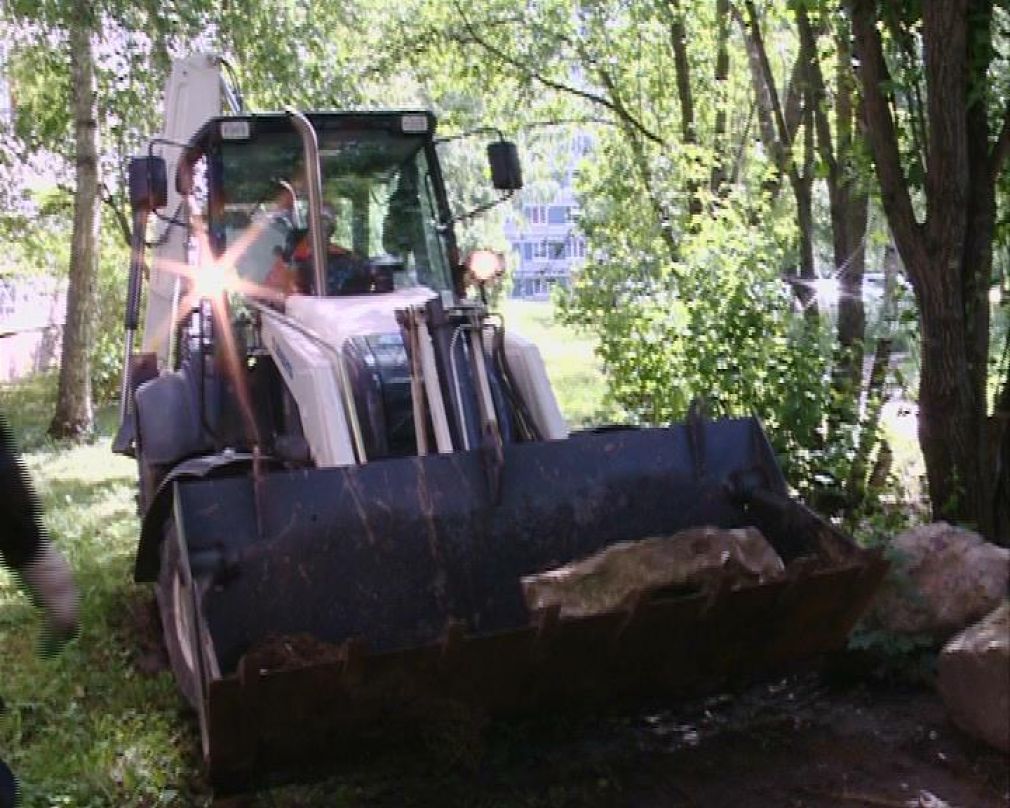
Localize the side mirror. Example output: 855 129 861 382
487 141 523 191
128 156 167 213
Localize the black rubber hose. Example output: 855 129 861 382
487 316 542 442
124 209 148 331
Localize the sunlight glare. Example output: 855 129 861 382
145 193 303 451
190 259 234 300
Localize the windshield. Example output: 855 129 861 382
204 125 452 296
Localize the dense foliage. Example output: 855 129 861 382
560 177 831 471
0 0 1007 533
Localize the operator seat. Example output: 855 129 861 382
285 228 391 296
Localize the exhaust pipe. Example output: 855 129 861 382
286 110 326 297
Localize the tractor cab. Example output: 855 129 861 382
179 111 461 299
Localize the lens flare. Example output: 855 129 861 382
189 260 234 300
150 190 298 455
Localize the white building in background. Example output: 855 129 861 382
505 131 592 299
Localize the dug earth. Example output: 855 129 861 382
207 671 1009 807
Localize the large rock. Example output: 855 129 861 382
867 522 1009 638
521 526 784 619
937 602 1010 752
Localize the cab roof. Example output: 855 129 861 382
188 110 439 149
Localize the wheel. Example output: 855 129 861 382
156 526 203 710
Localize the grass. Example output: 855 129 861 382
496 299 616 429
0 374 208 807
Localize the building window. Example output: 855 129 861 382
522 242 533 260
533 241 548 258
549 241 565 259
547 206 568 225
524 205 546 224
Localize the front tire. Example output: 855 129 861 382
156 527 202 710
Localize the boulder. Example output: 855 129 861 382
521 526 784 619
867 522 1009 638
937 601 1010 752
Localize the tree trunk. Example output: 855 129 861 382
915 266 987 527
826 22 867 383
663 0 703 218
797 7 869 426
742 1 817 312
793 171 816 309
736 2 805 198
849 0 1001 535
991 340 1010 543
846 335 893 508
834 190 868 351
710 0 731 196
50 9 99 439
798 76 816 302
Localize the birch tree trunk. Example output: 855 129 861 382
49 6 99 439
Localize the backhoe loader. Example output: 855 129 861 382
114 54 886 791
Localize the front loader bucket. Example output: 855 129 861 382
164 418 886 789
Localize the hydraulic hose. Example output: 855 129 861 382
118 207 150 425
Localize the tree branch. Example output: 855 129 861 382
733 2 779 165
517 117 618 132
881 2 928 175
657 0 702 215
659 0 696 145
744 2 791 156
782 53 807 146
738 0 807 194
449 0 666 146
100 183 132 247
729 101 756 186
848 0 924 272
795 5 835 176
594 65 680 259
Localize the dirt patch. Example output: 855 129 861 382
242 632 346 672
243 672 1009 806
613 675 1008 807
115 590 170 675
136 607 1004 805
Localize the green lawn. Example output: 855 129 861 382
0 374 208 807
496 299 615 428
